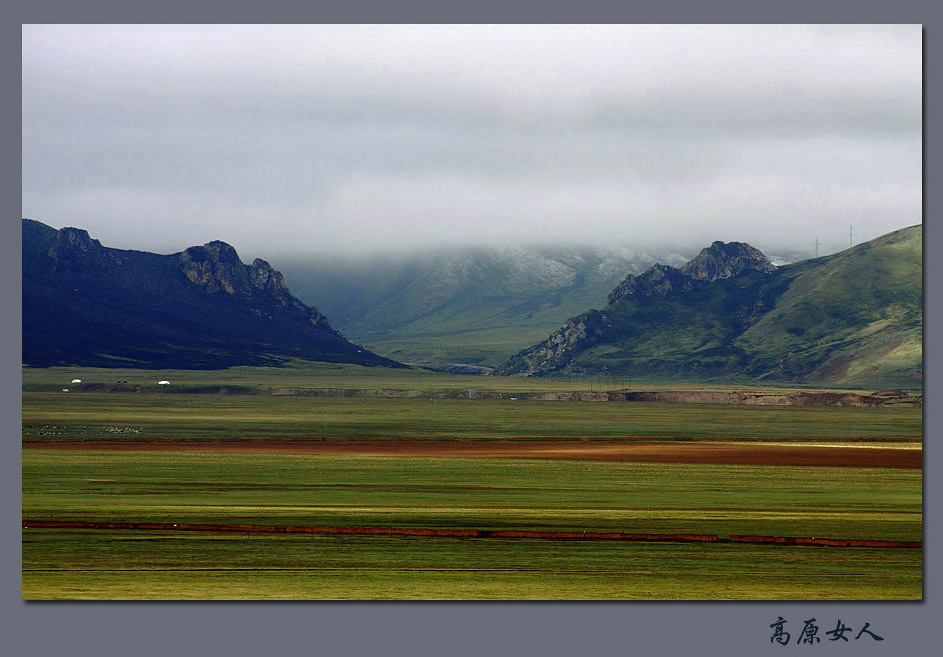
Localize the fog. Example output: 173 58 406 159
22 24 921 262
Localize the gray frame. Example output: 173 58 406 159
3 5 935 656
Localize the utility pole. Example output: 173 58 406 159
849 225 853 249
815 236 819 258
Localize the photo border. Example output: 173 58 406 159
3 4 936 656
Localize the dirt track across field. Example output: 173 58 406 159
21 519 921 549
24 439 921 468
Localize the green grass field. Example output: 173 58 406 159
22 392 921 443
22 530 921 600
22 451 921 540
22 446 922 600
21 365 922 600
21 361 895 394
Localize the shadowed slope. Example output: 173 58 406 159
22 218 404 369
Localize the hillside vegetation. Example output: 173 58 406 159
278 245 695 369
497 225 922 390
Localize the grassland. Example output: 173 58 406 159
22 450 920 539
23 530 921 600
22 390 921 445
21 364 922 600
23 447 921 599
21 360 895 394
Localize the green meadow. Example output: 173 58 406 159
23 530 921 600
21 365 922 600
23 450 920 540
22 393 921 443
21 361 893 394
22 448 921 600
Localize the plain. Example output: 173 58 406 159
21 365 922 600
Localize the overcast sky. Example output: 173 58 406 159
22 24 921 260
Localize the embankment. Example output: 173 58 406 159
269 387 920 407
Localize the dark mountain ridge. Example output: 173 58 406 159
22 218 403 369
605 241 776 304
496 226 922 390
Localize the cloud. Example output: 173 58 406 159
22 24 921 259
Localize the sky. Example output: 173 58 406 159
22 24 922 260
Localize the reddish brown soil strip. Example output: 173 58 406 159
24 439 921 468
22 520 920 549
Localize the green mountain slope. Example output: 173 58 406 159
496 226 922 390
277 246 694 370
735 226 922 388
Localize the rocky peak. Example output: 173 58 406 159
55 227 102 251
46 226 103 259
179 241 252 295
177 240 330 326
179 242 293 297
248 258 290 294
607 240 774 306
21 218 401 369
42 226 107 273
202 240 242 265
680 241 776 281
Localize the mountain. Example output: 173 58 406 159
495 225 922 390
276 245 697 370
21 219 404 370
